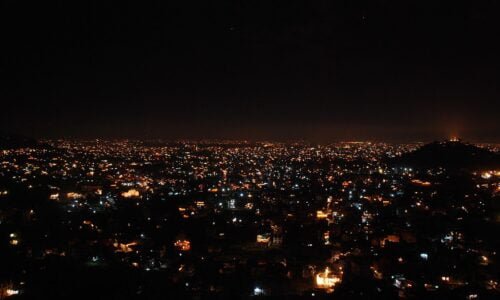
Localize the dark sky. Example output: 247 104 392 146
1 1 499 142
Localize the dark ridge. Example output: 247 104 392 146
392 140 500 170
0 134 42 150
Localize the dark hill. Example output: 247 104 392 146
0 134 40 150
392 140 500 170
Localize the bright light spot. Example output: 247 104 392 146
253 286 264 296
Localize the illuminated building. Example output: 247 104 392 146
315 267 342 291
121 189 140 198
174 240 191 251
256 234 271 244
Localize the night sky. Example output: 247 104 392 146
2 1 499 142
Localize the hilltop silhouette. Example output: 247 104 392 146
0 134 40 150
393 140 500 170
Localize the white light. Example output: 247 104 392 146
253 287 264 296
6 289 19 296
